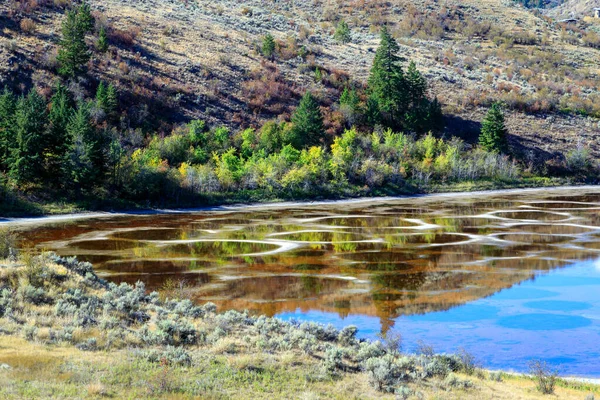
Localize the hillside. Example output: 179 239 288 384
1 0 600 164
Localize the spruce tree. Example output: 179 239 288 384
0 87 16 172
262 33 276 59
77 1 95 34
334 20 351 44
405 61 426 109
63 102 101 188
479 103 508 153
291 92 324 148
105 83 118 120
57 8 91 77
367 26 407 129
340 87 360 110
96 81 107 109
9 89 48 184
97 25 108 52
47 83 73 180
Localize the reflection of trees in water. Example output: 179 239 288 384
20 191 600 330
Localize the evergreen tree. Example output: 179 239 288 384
334 20 351 44
405 61 427 109
63 102 102 189
47 83 73 180
339 87 360 110
96 81 107 109
291 92 324 148
9 89 48 184
365 95 381 126
77 1 95 34
479 103 508 153
339 86 361 126
262 33 276 59
105 83 118 120
97 26 108 52
426 97 444 132
367 26 407 129
57 8 91 77
0 87 16 172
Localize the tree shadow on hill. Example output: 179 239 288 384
442 115 481 144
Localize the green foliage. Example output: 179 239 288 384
291 92 324 148
76 1 95 34
63 102 104 189
334 20 351 44
96 82 118 119
262 33 276 58
9 89 48 184
57 5 94 77
97 25 108 52
314 67 322 83
367 26 406 129
0 87 16 171
47 82 73 180
479 103 508 153
366 29 443 132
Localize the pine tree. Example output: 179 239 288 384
367 26 407 129
57 8 91 77
340 87 360 110
47 83 73 180
97 25 108 52
291 92 324 148
0 87 16 172
479 103 508 153
96 81 107 109
77 1 95 34
262 33 276 59
105 83 118 120
9 89 48 184
334 20 351 44
405 61 427 109
63 102 100 188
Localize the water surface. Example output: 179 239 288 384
12 188 600 376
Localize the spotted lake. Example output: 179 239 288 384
8 188 600 377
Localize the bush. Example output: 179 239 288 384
364 355 416 392
0 228 17 260
529 360 557 394
142 346 192 366
20 18 36 33
443 373 473 389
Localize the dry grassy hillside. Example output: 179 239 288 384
1 0 599 165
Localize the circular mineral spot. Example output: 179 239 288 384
524 300 593 312
492 210 568 222
497 314 592 330
493 288 558 300
412 304 499 323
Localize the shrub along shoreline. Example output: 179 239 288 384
0 243 599 398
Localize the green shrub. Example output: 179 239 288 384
334 20 351 43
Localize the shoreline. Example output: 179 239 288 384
2 184 600 226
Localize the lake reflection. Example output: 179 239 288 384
13 188 600 375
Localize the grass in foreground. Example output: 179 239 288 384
0 251 598 399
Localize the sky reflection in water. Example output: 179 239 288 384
279 258 600 376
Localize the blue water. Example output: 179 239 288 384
278 257 600 377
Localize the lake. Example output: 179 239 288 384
10 188 600 377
